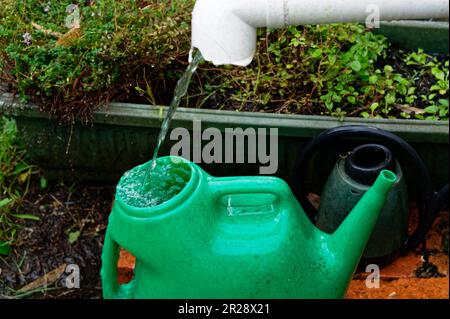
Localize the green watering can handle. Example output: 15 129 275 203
101 230 126 299
209 176 293 210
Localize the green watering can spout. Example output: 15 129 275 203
101 157 396 298
327 170 397 274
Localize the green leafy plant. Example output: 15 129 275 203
0 0 194 122
191 25 448 120
0 117 37 253
1 1 448 121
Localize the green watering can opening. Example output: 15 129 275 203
116 156 197 211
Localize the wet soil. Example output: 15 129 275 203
0 177 114 299
0 177 448 299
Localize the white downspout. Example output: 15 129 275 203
191 0 449 66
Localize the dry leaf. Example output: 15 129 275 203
31 22 63 38
56 28 82 47
394 104 426 114
18 263 67 293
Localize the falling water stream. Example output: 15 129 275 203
137 50 204 196
118 50 203 207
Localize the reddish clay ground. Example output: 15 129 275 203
347 210 448 299
117 210 449 299
347 250 449 299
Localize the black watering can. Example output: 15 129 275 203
292 125 449 267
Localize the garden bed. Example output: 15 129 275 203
1 1 448 123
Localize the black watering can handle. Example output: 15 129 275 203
291 125 446 253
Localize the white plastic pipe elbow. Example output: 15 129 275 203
191 0 449 66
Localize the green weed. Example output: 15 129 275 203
0 116 37 254
191 25 448 120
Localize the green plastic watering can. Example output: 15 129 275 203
101 156 396 299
